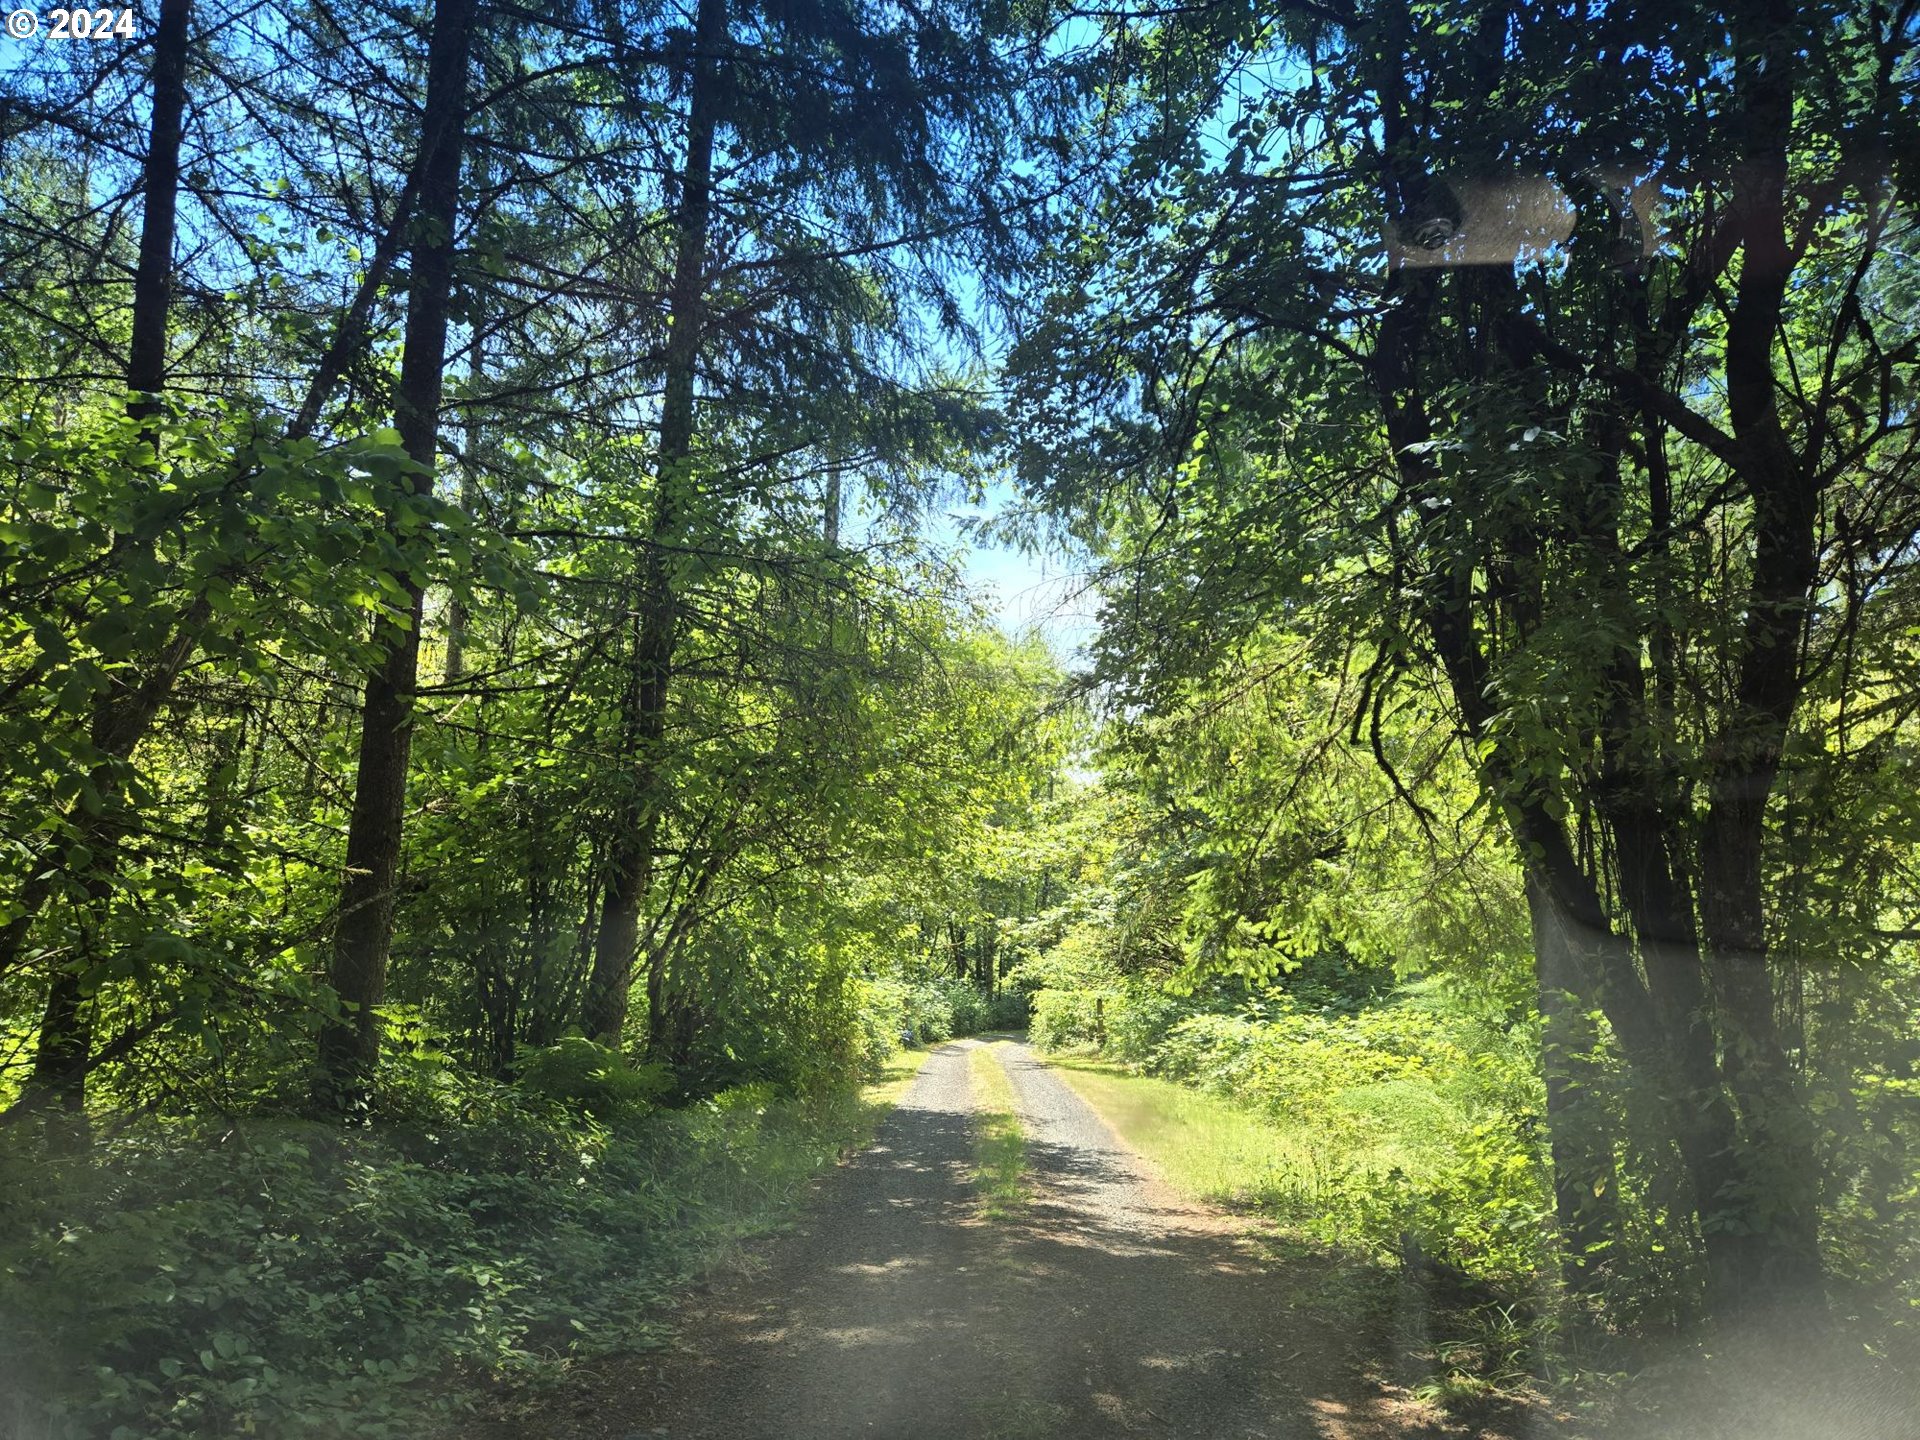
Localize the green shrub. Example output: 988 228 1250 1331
948 984 990 1036
709 1081 781 1114
893 977 1013 1043
1035 982 1553 1292
1029 986 1109 1050
513 1037 671 1121
1101 987 1186 1062
984 990 1031 1030
896 979 948 1042
0 1061 887 1440
847 977 908 1080
1029 983 1179 1059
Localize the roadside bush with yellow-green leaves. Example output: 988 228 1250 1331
1028 984 1185 1062
1035 985 1553 1291
890 975 1026 1044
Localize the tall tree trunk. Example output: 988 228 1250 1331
443 211 489 687
1523 875 1621 1293
18 0 193 1128
1688 0 1825 1312
315 0 476 1101
126 0 191 412
1375 270 1796 1321
581 0 727 1048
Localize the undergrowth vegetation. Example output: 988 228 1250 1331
1034 982 1551 1292
0 1046 928 1440
880 977 1030 1047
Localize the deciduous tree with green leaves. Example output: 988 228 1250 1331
1013 0 1920 1322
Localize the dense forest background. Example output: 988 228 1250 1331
3 0 1918 1434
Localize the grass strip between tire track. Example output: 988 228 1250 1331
968 1043 1027 1218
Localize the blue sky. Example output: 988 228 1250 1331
925 479 1100 662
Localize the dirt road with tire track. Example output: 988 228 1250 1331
507 1039 1535 1439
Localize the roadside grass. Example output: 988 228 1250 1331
1046 1057 1319 1210
1046 1056 1413 1316
863 1044 935 1113
1052 1052 1920 1433
1047 1056 1566 1427
968 1044 1027 1219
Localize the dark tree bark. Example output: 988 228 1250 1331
442 217 491 687
948 920 969 981
316 0 477 1101
1524 875 1622 1294
582 0 727 1049
126 0 191 408
1371 262 1804 1320
1686 0 1826 1307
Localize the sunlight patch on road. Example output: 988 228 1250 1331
833 1257 923 1275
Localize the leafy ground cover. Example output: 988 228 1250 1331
0 1049 931 1440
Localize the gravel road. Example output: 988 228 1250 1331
514 1039 1530 1440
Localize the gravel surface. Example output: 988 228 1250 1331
502 1039 1542 1440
